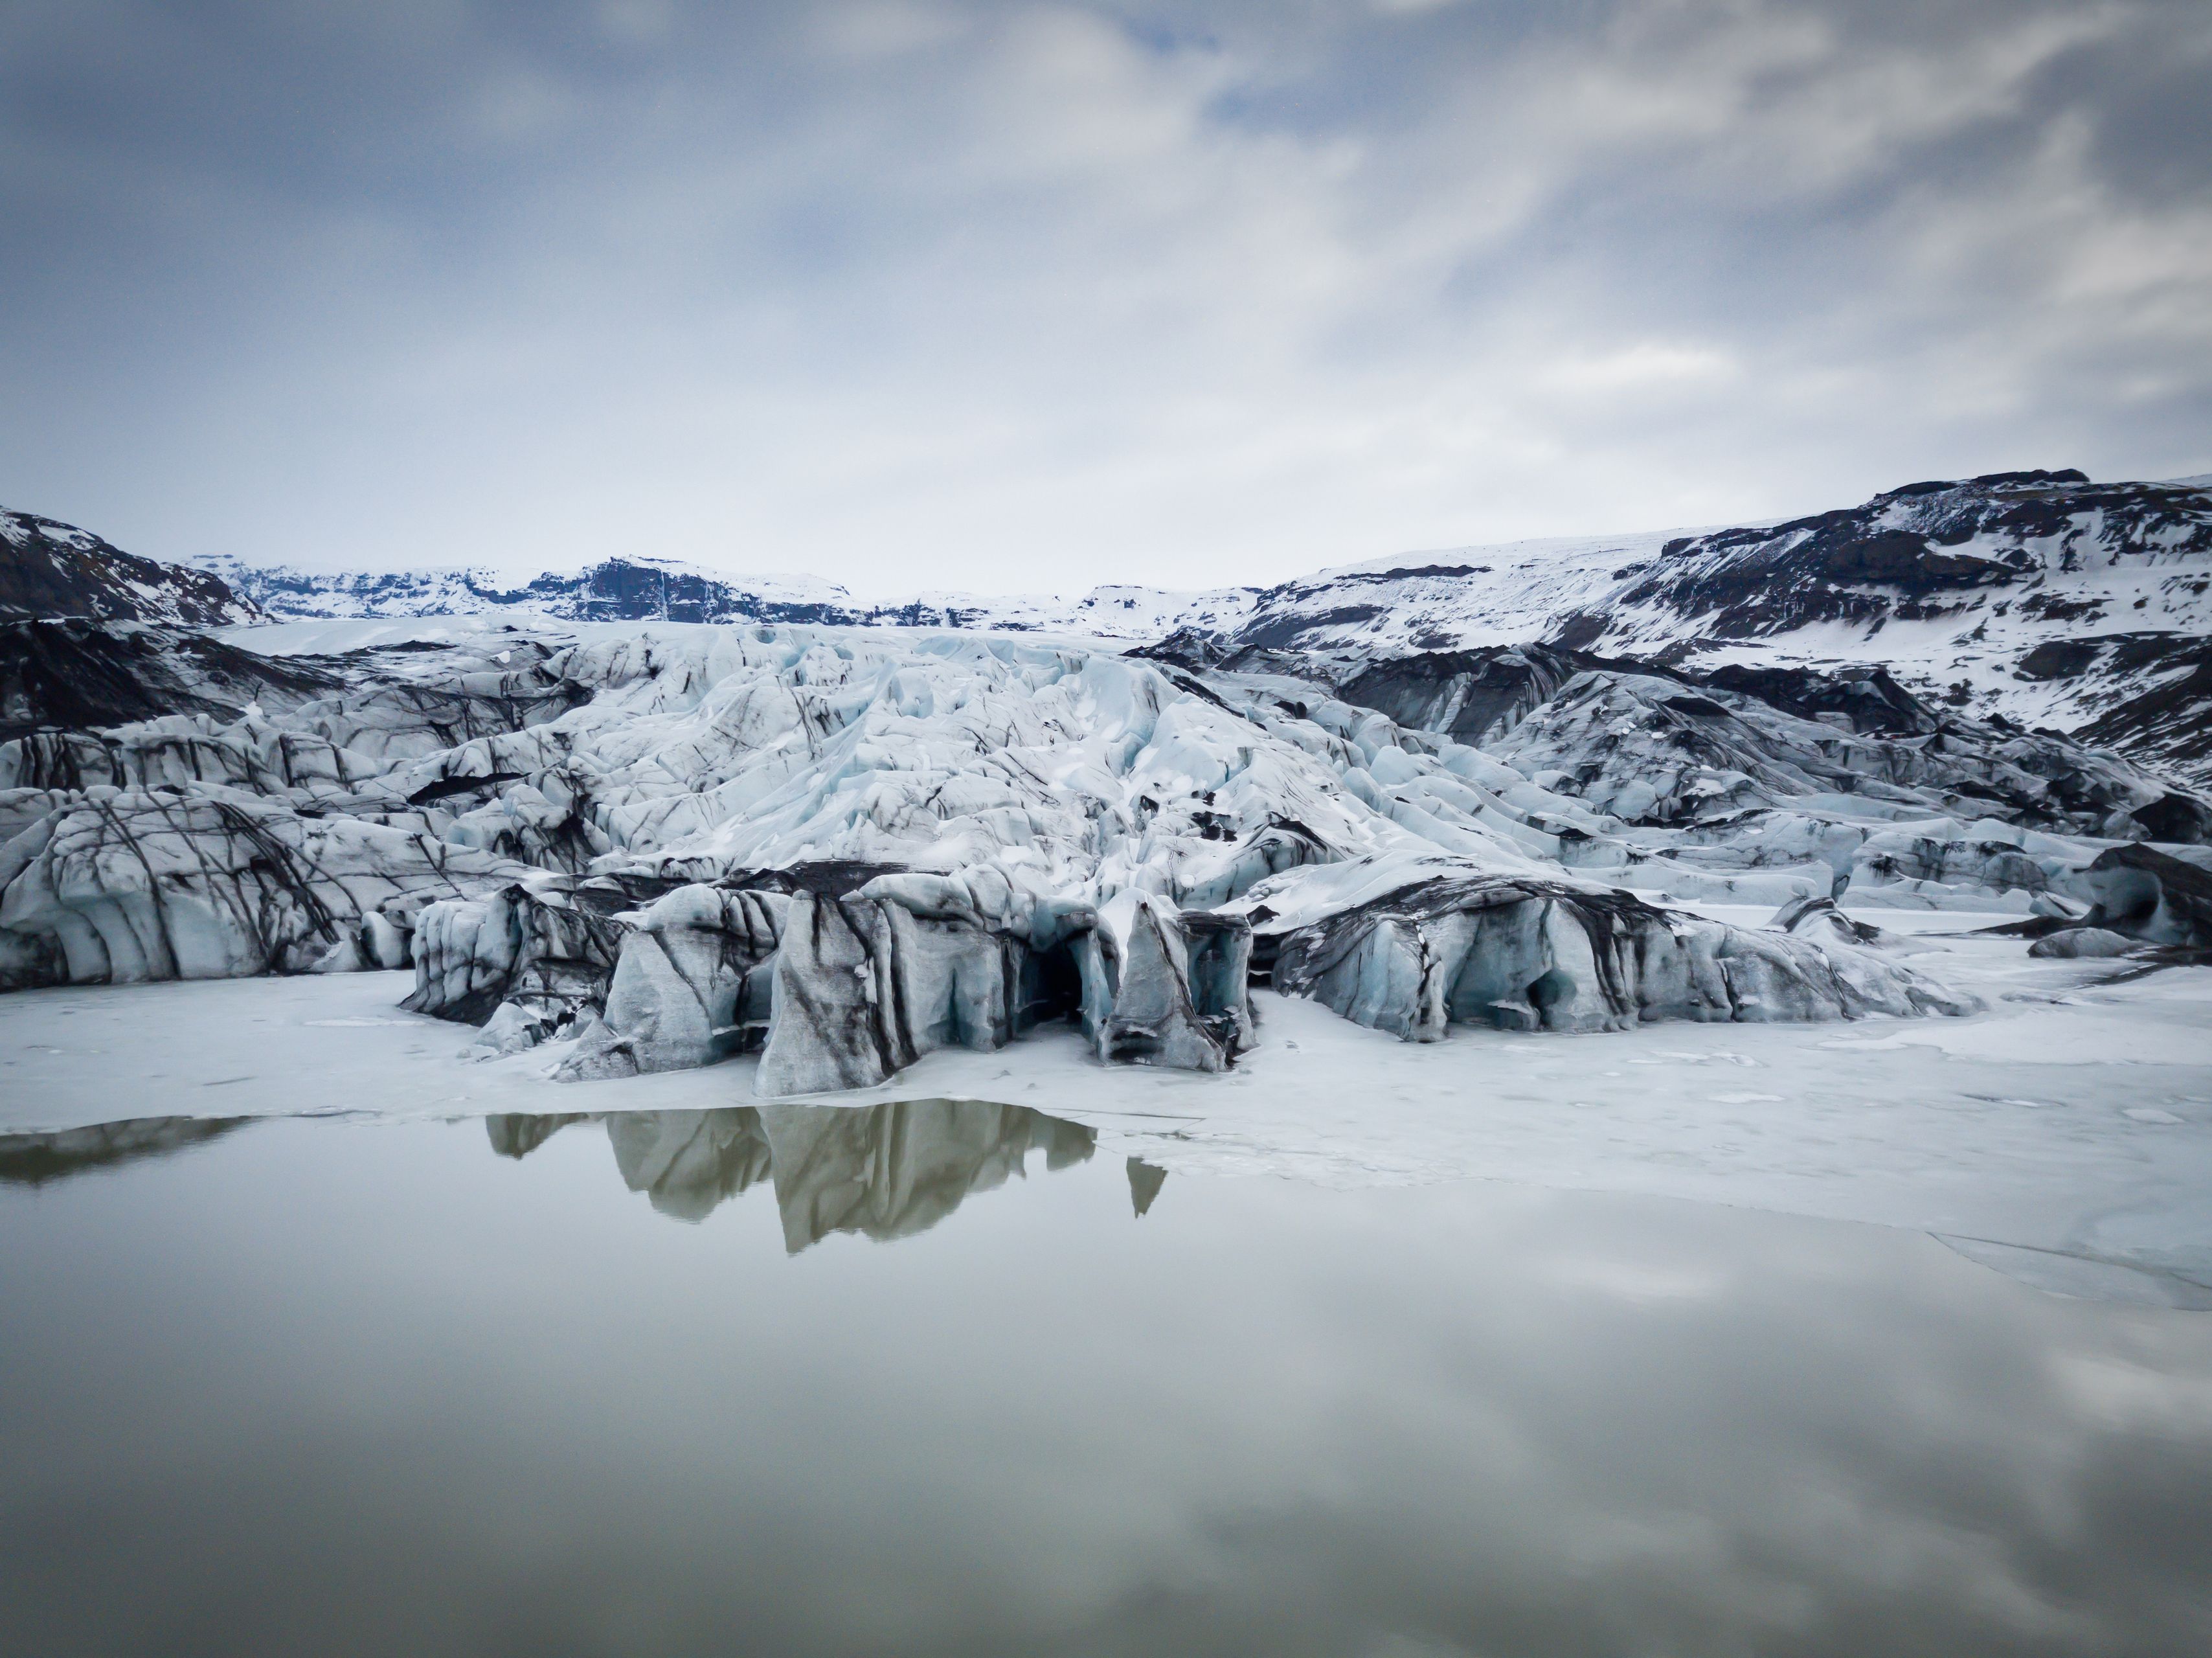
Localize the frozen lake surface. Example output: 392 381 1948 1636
3 1106 2211 1656
7 896 2212 1652
13 1098 2212 1655
7 906 2210 1308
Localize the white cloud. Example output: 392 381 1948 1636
1 0 2207 588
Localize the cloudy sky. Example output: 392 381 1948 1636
3 1 2208 593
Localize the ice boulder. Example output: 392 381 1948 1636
555 883 788 1081
405 875 656 1029
1269 874 1974 1041
2077 845 2212 946
0 785 526 990
1768 894 1889 949
1098 896 1255 1071
2027 927 2136 960
754 875 1108 1097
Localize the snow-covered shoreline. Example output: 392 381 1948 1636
8 905 2209 1307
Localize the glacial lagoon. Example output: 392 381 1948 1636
5 1102 2210 1657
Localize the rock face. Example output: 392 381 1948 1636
0 620 341 740
1608 472 2208 639
1337 644 1624 748
1120 472 2212 782
26 468 2211 782
3 510 263 627
2070 635 2212 792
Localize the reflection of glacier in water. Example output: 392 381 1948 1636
489 1100 1147 1249
0 1115 251 1187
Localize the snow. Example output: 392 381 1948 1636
12 494 2212 1315
6 919 2209 1308
196 552 1257 641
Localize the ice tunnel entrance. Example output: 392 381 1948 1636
1015 937 1085 1036
1526 967 1575 1014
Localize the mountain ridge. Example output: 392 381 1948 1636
1 508 263 628
6 467 2207 780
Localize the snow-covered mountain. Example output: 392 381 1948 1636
2 508 262 628
175 468 2212 776
10 466 2209 784
1149 470 2212 781
194 551 1259 641
1191 470 2210 669
6 477 2209 1308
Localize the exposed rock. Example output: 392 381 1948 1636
1140 471 2212 780
1 619 341 740
1597 471 2204 641
1699 663 1942 738
2028 927 2136 960
2 508 263 627
1338 644 1643 746
2079 845 2212 947
2070 634 2212 791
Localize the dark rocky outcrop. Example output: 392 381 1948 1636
1600 473 2211 641
0 620 342 740
1 509 262 627
2078 845 2212 947
2070 635 2212 791
1338 644 1653 747
1697 663 1941 738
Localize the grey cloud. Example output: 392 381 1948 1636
1 1 2207 591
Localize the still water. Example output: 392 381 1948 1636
3 1102 2209 1657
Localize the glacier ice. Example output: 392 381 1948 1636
4 612 2204 1096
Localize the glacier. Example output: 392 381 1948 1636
0 615 2073 1101
6 492 2212 1306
